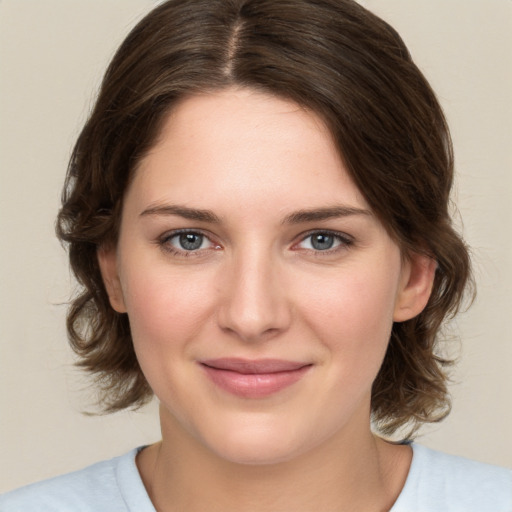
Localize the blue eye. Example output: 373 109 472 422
297 231 351 252
310 233 335 250
176 232 205 251
161 231 215 253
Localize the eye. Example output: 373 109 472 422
174 232 208 251
159 230 218 254
295 231 352 252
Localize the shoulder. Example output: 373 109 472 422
0 448 155 512
392 444 512 512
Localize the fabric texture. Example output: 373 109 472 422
1 444 511 511
391 444 512 512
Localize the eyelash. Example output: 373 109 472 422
156 229 354 257
157 229 219 257
293 230 354 254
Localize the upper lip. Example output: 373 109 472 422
200 358 311 374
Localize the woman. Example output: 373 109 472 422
1 0 510 510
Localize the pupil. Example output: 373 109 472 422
312 233 334 250
179 233 202 250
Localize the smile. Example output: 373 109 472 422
199 358 312 398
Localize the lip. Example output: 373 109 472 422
199 358 312 398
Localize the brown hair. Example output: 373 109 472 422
56 0 472 437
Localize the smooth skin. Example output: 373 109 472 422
99 87 436 512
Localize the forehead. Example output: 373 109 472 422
128 87 369 216
148 87 336 166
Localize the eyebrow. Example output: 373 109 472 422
282 206 372 224
139 203 371 224
140 204 221 223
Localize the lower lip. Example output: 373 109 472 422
200 365 311 398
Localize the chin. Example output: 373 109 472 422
198 416 317 466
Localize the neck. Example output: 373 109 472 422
137 410 411 512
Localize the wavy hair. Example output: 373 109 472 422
56 0 473 437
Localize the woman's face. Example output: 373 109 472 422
100 87 433 464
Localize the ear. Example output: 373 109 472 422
393 252 437 322
97 245 127 313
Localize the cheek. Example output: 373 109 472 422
120 264 220 409
120 264 216 354
296 263 400 361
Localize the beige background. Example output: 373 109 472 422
1 0 511 493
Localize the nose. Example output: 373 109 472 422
217 248 292 343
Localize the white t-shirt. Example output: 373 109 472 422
1 444 511 511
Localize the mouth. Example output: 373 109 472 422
199 358 312 398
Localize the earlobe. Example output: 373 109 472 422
393 253 437 322
97 245 127 313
